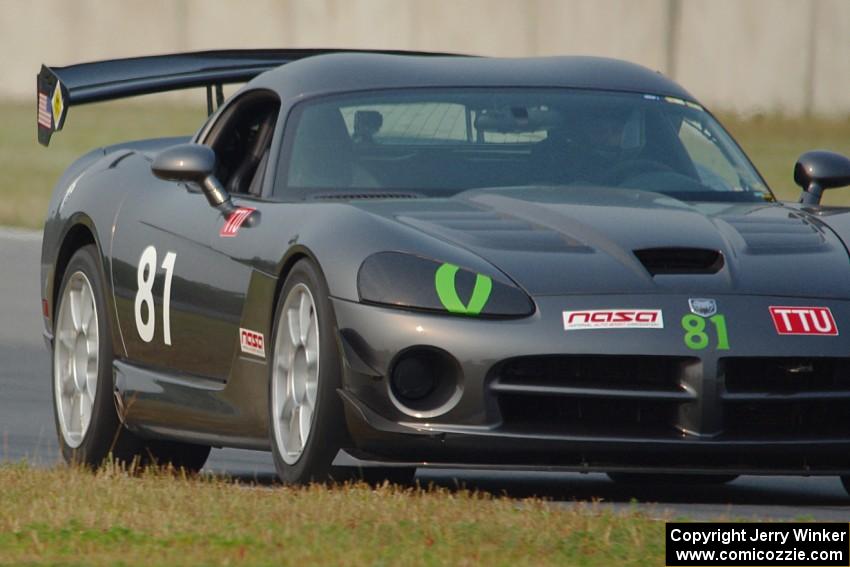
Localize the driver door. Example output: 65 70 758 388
111 90 281 382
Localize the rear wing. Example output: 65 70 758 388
36 48 457 146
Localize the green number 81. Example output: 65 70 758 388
681 314 730 351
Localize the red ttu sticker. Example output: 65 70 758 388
769 306 838 336
220 207 255 237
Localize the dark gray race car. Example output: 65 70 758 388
37 50 850 488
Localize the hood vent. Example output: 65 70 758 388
397 210 592 253
634 247 724 276
719 214 827 254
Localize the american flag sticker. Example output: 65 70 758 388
38 92 52 129
220 207 255 237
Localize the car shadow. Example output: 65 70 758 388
219 466 850 512
415 470 850 508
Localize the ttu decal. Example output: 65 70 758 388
563 309 663 330
769 306 838 336
239 328 266 358
220 207 255 237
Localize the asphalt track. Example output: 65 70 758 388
2 230 848 520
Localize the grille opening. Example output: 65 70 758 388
633 247 724 276
497 395 680 437
722 357 850 440
495 355 692 392
723 357 850 394
492 356 694 438
724 400 850 439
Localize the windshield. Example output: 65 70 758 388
276 88 771 202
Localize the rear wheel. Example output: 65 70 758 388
607 472 738 485
52 244 210 472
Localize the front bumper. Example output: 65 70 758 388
332 294 850 474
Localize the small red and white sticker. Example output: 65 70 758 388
769 306 838 336
563 309 664 330
220 207 255 237
239 327 266 358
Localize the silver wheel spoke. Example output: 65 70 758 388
79 288 94 333
277 355 290 375
287 307 300 348
80 390 93 432
280 390 293 422
298 293 311 346
58 330 75 352
289 405 303 454
69 393 81 434
69 288 83 332
299 404 311 447
86 366 97 397
87 336 98 362
79 392 88 433
285 361 297 405
304 325 318 369
305 374 317 408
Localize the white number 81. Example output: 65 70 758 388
134 245 176 345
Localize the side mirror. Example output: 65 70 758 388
794 150 850 205
152 144 233 213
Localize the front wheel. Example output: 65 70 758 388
269 259 351 484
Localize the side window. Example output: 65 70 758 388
204 91 280 196
678 118 740 191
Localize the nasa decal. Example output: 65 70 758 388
240 328 266 358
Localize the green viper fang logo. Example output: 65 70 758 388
434 263 493 315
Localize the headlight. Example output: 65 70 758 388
357 252 534 317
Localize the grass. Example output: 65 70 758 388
719 112 850 204
0 99 203 229
0 463 666 566
1 100 849 229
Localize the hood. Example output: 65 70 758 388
354 186 850 298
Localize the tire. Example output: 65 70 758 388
269 258 351 484
607 472 738 485
52 244 210 472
